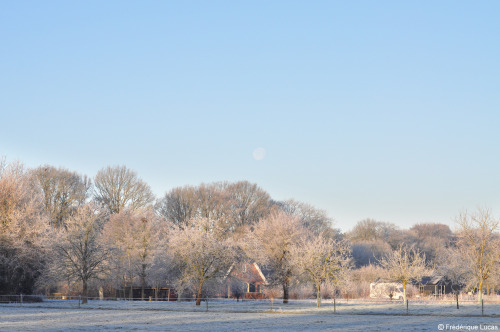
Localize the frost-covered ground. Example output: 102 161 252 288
0 299 499 331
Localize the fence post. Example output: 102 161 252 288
20 294 23 306
206 298 208 312
481 299 484 317
78 295 81 308
334 298 336 314
406 300 409 315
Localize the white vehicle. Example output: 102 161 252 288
369 281 404 300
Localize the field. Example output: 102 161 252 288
0 299 499 331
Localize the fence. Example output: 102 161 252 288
1 294 499 317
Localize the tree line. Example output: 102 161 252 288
0 157 499 306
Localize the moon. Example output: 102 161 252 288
253 147 266 161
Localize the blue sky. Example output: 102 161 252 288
1 1 499 232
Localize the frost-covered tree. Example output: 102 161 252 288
0 159 51 294
168 217 235 305
49 204 110 304
379 245 427 303
456 208 500 303
102 208 169 300
436 247 470 309
292 235 351 307
94 165 154 214
244 210 306 304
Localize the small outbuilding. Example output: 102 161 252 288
414 276 451 297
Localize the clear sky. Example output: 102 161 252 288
1 1 499 232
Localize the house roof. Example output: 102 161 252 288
415 276 445 285
224 262 268 284
253 263 268 284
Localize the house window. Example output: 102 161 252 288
249 282 256 293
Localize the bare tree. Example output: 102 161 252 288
156 181 271 236
195 183 231 225
244 210 306 304
292 235 351 307
348 219 398 243
409 223 453 266
225 181 271 230
351 240 392 267
49 204 110 304
32 165 92 228
168 217 235 305
156 183 230 232
94 165 154 214
275 199 338 239
456 208 500 303
379 245 427 303
155 186 197 227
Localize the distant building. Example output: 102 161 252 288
414 276 451 297
370 276 452 299
223 262 268 299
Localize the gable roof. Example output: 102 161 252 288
253 263 267 284
224 262 268 284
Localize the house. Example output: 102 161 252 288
223 262 268 299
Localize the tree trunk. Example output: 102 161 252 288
283 281 289 304
196 280 204 306
141 275 145 301
316 283 321 308
141 263 147 301
402 282 407 304
82 279 88 304
478 281 483 304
